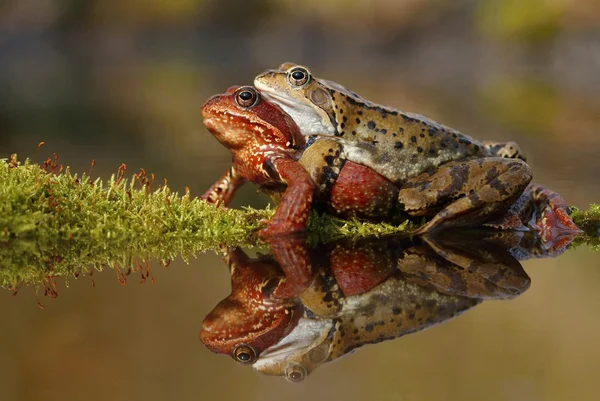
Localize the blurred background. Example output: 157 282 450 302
1 0 599 400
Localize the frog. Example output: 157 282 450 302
201 85 410 237
201 85 580 238
200 232 535 381
253 63 581 233
200 247 306 365
201 85 314 237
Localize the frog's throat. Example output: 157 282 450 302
255 86 335 137
252 317 333 373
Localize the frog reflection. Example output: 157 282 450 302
199 230 564 381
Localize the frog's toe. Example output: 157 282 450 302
258 220 307 239
536 205 582 245
551 207 581 232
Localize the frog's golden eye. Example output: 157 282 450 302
288 67 310 87
285 363 307 382
235 87 260 108
232 344 258 364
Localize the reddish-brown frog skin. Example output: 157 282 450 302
200 248 304 363
201 86 314 237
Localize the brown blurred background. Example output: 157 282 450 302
1 1 599 400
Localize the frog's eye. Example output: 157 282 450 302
288 67 310 87
285 363 307 382
235 87 260 108
232 344 258 364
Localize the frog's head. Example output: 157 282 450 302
254 63 338 137
201 85 305 153
251 317 334 382
200 249 303 365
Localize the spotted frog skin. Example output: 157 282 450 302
201 85 580 237
200 232 539 381
253 64 584 233
254 63 526 185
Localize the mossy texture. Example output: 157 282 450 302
0 156 416 290
1 156 598 292
570 205 600 251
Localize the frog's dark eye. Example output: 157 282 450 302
288 67 310 87
285 363 307 382
232 344 257 364
235 87 260 108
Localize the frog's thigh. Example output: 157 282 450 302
399 158 532 231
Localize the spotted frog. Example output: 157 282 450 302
254 63 580 233
201 85 579 239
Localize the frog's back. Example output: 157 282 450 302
328 90 491 184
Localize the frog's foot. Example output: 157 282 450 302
529 184 580 231
533 205 581 253
523 184 582 251
399 158 532 234
258 219 308 239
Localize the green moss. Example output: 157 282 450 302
0 156 416 289
1 156 598 292
571 204 600 231
570 205 600 251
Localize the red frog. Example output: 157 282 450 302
200 247 306 365
201 86 580 241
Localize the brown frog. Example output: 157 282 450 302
253 63 580 233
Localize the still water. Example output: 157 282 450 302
1 227 599 401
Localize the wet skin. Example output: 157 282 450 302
253 63 581 234
201 85 580 239
199 231 547 381
254 63 527 184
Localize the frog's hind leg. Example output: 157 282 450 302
399 158 532 233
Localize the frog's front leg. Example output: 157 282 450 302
399 158 532 233
201 166 245 206
259 157 316 238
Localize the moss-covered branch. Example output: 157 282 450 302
570 205 600 250
0 156 414 247
1 156 598 292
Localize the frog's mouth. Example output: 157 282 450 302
202 112 252 132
